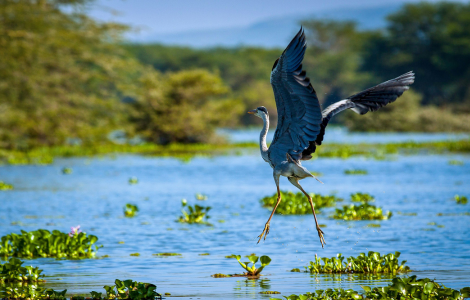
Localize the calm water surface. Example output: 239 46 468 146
1 141 470 299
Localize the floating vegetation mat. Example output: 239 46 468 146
272 276 470 300
0 279 162 300
332 202 391 220
0 258 45 284
261 191 342 215
1 139 469 165
0 229 101 259
299 252 410 274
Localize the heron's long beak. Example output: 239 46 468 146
247 109 256 114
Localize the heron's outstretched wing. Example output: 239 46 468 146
310 71 415 150
268 28 322 166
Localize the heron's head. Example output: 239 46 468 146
247 106 268 119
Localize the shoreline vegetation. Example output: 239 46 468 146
0 139 468 165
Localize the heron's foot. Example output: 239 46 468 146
257 223 270 244
316 225 326 248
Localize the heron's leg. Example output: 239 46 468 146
257 173 281 243
288 177 326 248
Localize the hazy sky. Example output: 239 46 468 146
88 0 469 36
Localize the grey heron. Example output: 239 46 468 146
248 28 414 247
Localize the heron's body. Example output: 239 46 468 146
248 28 415 247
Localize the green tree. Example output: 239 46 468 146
0 0 141 149
131 69 243 144
361 2 470 107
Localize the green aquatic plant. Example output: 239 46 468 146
260 291 280 294
0 286 67 300
178 199 211 225
261 191 342 215
305 252 410 274
0 181 13 190
0 257 45 283
344 169 368 175
0 229 102 259
234 254 271 277
448 160 464 165
332 202 391 220
124 204 139 217
454 195 468 204
0 279 161 300
62 167 72 174
152 253 181 256
350 192 374 203
225 254 237 259
128 177 138 184
272 276 470 300
130 253 140 256
195 193 208 200
102 279 160 300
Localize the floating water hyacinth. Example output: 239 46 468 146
260 191 342 215
195 193 208 200
454 195 468 204
303 252 410 274
62 167 72 174
0 229 101 259
69 225 81 237
178 199 211 225
273 276 470 300
0 181 14 190
212 254 272 278
128 177 138 184
124 204 139 217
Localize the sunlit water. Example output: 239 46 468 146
1 137 470 299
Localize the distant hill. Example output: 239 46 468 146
131 4 400 48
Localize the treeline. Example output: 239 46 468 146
0 0 241 150
1 1 469 150
126 2 470 131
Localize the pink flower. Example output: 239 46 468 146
69 225 81 237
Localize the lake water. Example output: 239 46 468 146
1 133 470 299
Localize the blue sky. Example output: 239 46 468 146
89 0 468 35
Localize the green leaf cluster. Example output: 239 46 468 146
454 195 468 205
1 279 161 300
305 252 410 274
124 204 139 217
260 191 342 215
350 193 375 203
332 202 391 220
102 279 159 300
234 254 271 276
0 229 102 258
178 200 211 225
273 276 470 300
0 181 13 190
0 257 45 283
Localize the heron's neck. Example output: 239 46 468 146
260 113 269 159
